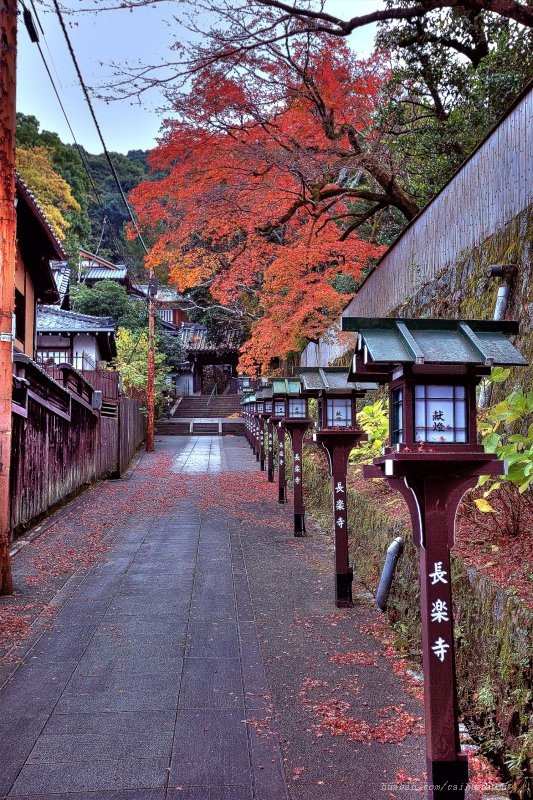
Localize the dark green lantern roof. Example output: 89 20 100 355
271 378 301 396
342 318 527 367
256 385 273 400
298 366 378 394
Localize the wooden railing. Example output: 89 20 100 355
10 358 144 537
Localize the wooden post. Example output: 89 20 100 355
284 420 311 535
259 416 265 471
266 419 274 482
145 271 155 452
276 423 287 503
316 432 365 607
0 0 17 595
389 474 474 799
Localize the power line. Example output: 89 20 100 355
21 3 147 299
20 1 104 208
51 0 150 257
20 1 152 369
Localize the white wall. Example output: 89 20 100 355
73 333 101 367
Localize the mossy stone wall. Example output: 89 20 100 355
394 206 533 396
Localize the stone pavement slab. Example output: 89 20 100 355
1 435 426 799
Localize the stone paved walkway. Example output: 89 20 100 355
0 436 425 800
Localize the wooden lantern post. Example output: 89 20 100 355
300 367 376 607
255 389 268 471
283 392 312 535
343 316 527 799
262 387 274 482
270 379 300 504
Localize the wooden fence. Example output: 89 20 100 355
10 356 145 537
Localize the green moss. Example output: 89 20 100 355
395 206 533 398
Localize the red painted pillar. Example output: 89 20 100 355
389 473 477 799
284 421 311 535
276 423 287 503
266 419 274 482
0 0 17 595
316 433 365 607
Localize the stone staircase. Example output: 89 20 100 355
174 395 242 419
155 394 244 436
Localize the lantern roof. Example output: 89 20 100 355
298 366 378 394
256 386 273 401
271 378 301 396
241 393 256 405
342 317 526 368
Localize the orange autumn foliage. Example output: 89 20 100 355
129 39 387 371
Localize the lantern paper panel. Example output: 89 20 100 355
326 397 352 427
414 385 467 443
274 400 286 416
265 401 273 413
288 398 306 418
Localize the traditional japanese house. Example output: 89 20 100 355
177 323 241 395
36 306 117 371
136 284 190 330
14 175 62 357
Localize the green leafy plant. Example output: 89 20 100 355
349 398 389 473
473 368 533 535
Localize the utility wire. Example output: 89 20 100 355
52 0 150 257
20 1 104 208
21 3 147 300
21 2 153 366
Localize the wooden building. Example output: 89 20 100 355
14 175 63 357
36 306 117 371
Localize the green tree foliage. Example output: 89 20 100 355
376 4 533 205
71 280 146 328
16 145 81 245
71 280 184 372
15 114 149 271
113 327 167 406
16 114 91 255
82 148 150 271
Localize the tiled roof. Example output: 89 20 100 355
177 323 240 352
84 266 128 282
137 284 187 305
50 261 71 304
36 306 116 333
16 174 66 260
79 248 125 271
342 317 527 367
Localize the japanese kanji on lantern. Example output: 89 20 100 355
270 379 300 504
254 388 269 471
260 383 275 482
241 391 254 449
299 367 377 607
342 315 527 800
281 383 313 535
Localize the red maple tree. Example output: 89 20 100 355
129 39 399 371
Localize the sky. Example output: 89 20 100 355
17 1 382 155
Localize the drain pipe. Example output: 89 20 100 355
375 536 404 611
479 264 517 408
487 264 514 321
